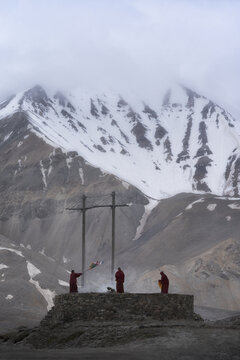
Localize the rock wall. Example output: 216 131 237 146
41 293 194 326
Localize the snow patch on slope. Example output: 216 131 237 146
26 261 56 310
58 279 69 287
185 198 204 210
5 294 13 300
39 160 47 189
207 204 217 211
0 264 9 270
228 203 240 210
133 199 159 241
0 247 24 257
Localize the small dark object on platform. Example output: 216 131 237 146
107 287 115 293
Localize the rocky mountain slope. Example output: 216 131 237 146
122 193 240 311
0 84 240 331
1 84 240 198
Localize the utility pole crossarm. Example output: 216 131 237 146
66 192 129 287
65 207 83 211
66 204 128 211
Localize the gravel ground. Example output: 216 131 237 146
1 320 240 360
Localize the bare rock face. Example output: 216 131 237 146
119 193 240 312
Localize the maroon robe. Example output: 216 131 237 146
115 269 125 293
69 272 82 293
160 272 169 294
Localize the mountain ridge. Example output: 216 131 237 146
1 84 240 199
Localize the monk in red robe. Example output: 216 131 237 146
115 267 125 293
69 270 82 293
159 271 169 294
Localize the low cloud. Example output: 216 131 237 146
0 0 239 116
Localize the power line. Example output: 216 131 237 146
66 191 128 286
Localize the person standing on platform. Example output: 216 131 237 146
69 270 82 293
158 271 169 294
115 267 125 293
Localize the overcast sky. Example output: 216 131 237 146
0 0 239 116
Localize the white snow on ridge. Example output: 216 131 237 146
26 261 56 310
228 203 240 210
66 157 73 169
27 261 41 278
207 204 217 211
5 294 13 300
79 167 84 184
0 247 24 257
63 256 68 263
121 180 130 189
0 264 9 270
185 198 204 210
176 212 183 217
133 199 159 241
40 248 45 255
1 84 240 199
3 132 13 141
40 160 47 189
58 279 69 287
0 93 23 120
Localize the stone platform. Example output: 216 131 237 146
41 293 194 325
0 293 204 349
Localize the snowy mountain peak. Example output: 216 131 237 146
20 85 49 105
0 84 240 199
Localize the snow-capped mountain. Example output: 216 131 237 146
1 84 240 199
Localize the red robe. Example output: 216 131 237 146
115 269 125 293
160 272 169 294
69 272 82 293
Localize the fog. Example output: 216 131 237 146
0 0 239 116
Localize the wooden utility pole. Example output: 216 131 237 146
66 192 128 287
111 191 115 282
81 195 86 287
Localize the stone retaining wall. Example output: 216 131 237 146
41 293 194 325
